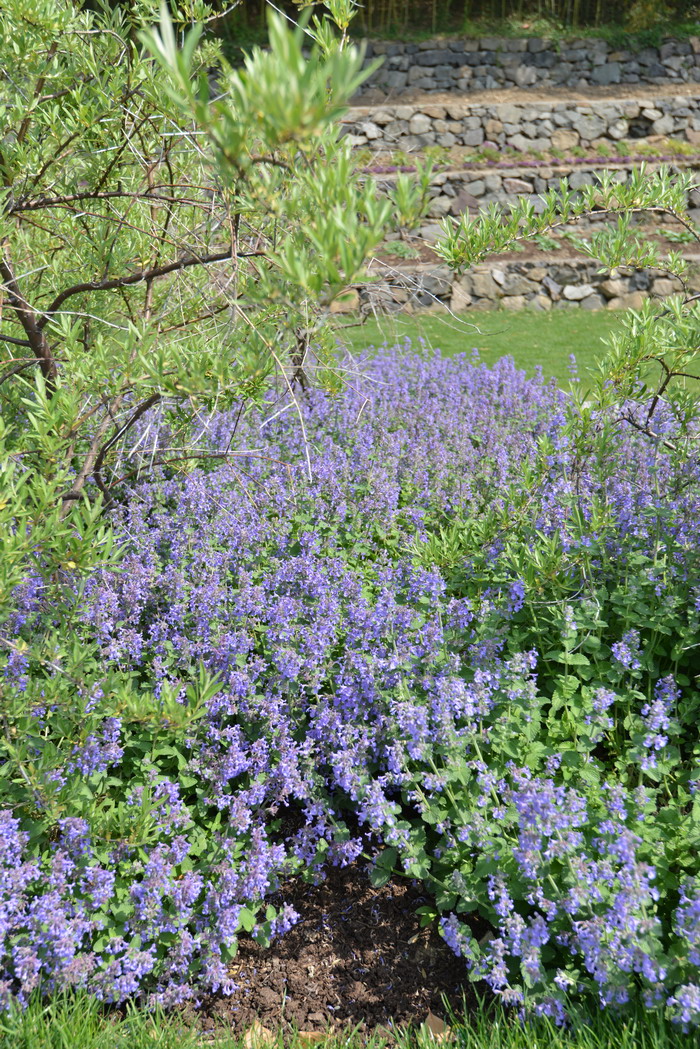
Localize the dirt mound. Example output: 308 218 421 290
198 863 484 1040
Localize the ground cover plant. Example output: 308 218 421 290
3 335 700 1025
3 0 700 1038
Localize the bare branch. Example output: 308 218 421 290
38 246 265 329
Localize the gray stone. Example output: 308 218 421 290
608 119 629 139
463 128 485 146
579 293 606 310
653 115 675 135
427 195 453 218
527 37 549 52
503 177 534 194
470 270 503 298
359 121 382 140
382 71 408 89
514 64 537 87
409 112 432 135
563 283 595 300
502 274 539 295
541 275 562 300
465 179 486 196
497 104 525 125
573 114 607 141
591 61 621 85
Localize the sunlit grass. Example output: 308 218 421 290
4 993 700 1049
335 308 624 389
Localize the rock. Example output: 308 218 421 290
451 281 472 312
563 283 595 300
419 266 452 295
497 104 525 125
502 274 538 295
485 118 503 137
382 71 408 89
501 294 527 310
591 61 620 85
465 179 486 197
427 195 453 218
514 64 537 87
417 223 444 244
470 270 503 299
491 268 506 285
507 133 531 152
541 275 562 300
606 291 647 311
463 128 485 146
551 128 580 151
409 113 432 135
437 132 457 148
608 119 629 139
422 104 447 119
653 115 675 136
532 293 553 311
503 177 534 195
579 293 606 310
651 278 680 297
600 278 628 299
359 121 382 140
574 114 607 141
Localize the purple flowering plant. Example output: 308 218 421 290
2 343 700 1025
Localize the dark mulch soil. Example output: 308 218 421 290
198 863 485 1040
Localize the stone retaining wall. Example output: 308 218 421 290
399 161 700 220
357 259 698 314
346 95 700 152
359 36 700 95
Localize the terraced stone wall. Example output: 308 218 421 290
412 161 700 220
356 260 699 314
359 36 700 95
345 96 700 151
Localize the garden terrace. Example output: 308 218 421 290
354 35 700 98
345 94 700 152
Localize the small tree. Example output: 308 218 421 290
0 0 390 516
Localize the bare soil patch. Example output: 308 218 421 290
197 863 482 1040
354 82 700 107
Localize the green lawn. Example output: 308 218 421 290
336 308 625 388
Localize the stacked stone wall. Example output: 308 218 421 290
357 260 698 314
346 96 700 151
359 36 700 95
